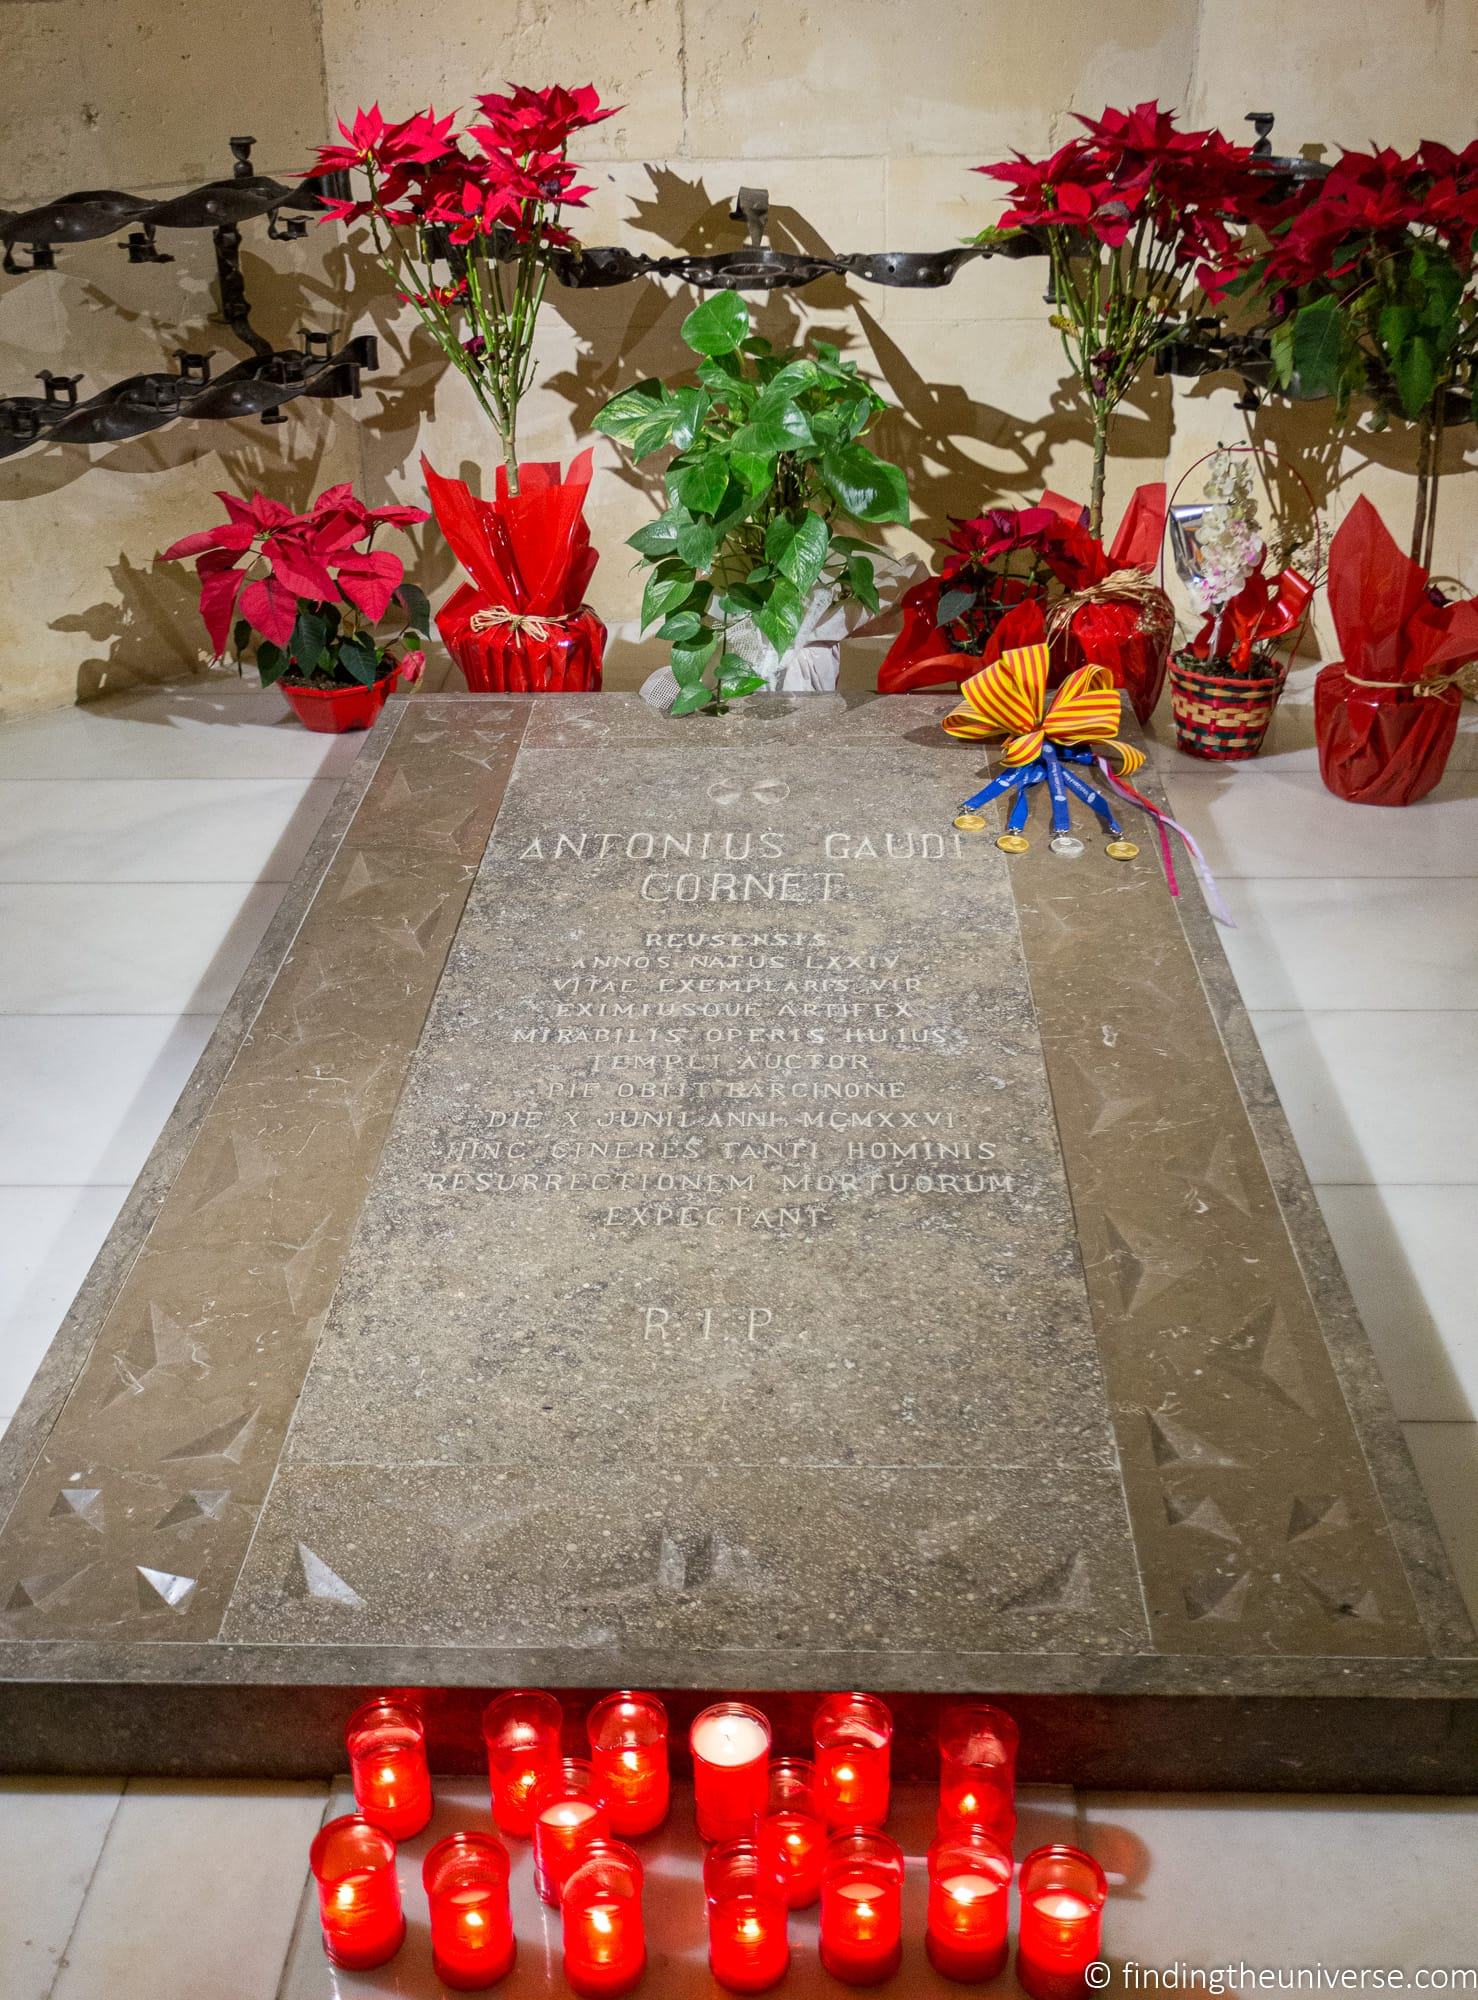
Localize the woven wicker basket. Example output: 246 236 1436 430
1168 652 1288 761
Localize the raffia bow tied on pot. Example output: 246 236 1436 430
942 642 1232 924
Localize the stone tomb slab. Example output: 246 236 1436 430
0 694 1472 1786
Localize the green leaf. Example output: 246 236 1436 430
675 516 720 570
733 400 814 456
670 686 713 716
752 576 806 656
671 630 718 684
669 386 711 453
730 450 775 496
720 671 766 701
255 639 288 687
716 652 762 692
1290 296 1347 400
764 511 831 593
1268 316 1296 389
628 513 683 559
696 353 757 410
670 452 731 516
1418 253 1464 332
641 560 697 632
396 582 430 634
659 608 705 642
681 291 750 357
1378 302 1416 362
818 442 910 524
592 377 674 450
740 334 773 358
1393 334 1437 421
846 552 880 614
337 633 381 687
289 606 329 673
232 616 252 656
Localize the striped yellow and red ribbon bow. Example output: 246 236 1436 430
941 641 1233 925
941 642 1145 776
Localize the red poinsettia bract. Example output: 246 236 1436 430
977 99 1265 300
160 486 429 654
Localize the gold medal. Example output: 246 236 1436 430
1105 838 1140 861
953 811 988 832
995 831 1030 854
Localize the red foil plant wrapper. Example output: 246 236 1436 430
1314 495 1478 806
879 483 1172 722
424 451 607 692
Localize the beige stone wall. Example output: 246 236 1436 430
3 0 1476 715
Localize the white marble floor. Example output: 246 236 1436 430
0 666 1475 1996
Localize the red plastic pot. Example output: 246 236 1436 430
280 667 400 734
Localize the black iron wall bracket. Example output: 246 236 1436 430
0 115 1324 456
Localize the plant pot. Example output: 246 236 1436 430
1168 652 1287 761
280 668 401 734
441 594 606 692
1314 664 1461 806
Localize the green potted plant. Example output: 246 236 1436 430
593 293 909 714
161 486 431 733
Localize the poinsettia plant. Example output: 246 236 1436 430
1229 142 1478 563
593 291 909 715
302 86 616 492
930 505 1091 657
975 102 1263 538
160 486 431 691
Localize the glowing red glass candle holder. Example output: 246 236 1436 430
422 1831 515 1990
758 1756 826 1910
812 1691 892 1829
587 1690 670 1837
309 1813 405 1970
345 1695 433 1841
926 1827 1013 1983
690 1701 771 1842
482 1689 563 1838
532 1757 610 1905
704 1838 790 1993
937 1702 1019 1841
1017 1844 1108 2000
818 1829 905 1986
563 1839 646 1998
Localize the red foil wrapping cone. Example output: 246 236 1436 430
424 451 606 693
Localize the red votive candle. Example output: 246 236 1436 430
759 1756 826 1909
532 1757 610 1905
346 1695 433 1841
309 1813 405 1970
690 1701 771 1842
563 1839 646 1997
704 1838 790 1993
423 1831 515 1990
482 1689 563 1838
812 1691 892 1829
1017 1844 1108 2000
587 1690 670 1836
818 1829 905 1986
937 1702 1019 1841
926 1827 1013 1982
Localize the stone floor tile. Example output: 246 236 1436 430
0 1016 216 1185
1403 1423 1478 1623
0 1186 128 1426
1217 876 1478 1011
0 779 341 884
0 1777 122 2000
